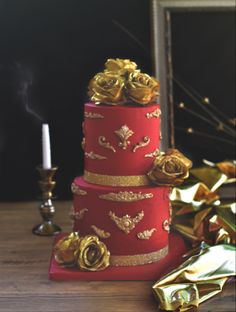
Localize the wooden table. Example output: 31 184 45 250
0 201 235 312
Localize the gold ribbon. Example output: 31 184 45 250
110 246 168 266
152 244 236 311
84 170 150 187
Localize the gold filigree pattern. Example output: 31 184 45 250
163 220 170 232
70 208 88 221
133 136 150 153
84 111 104 119
145 148 160 158
137 228 157 240
114 125 134 150
109 211 144 234
91 225 111 239
110 246 168 266
84 170 150 186
71 183 87 196
99 191 153 202
146 108 161 119
85 151 107 160
98 136 116 153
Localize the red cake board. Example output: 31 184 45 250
49 232 188 281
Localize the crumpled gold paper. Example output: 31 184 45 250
152 244 236 312
153 160 236 311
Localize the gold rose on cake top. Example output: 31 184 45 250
88 58 160 105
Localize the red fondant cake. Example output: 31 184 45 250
71 102 171 266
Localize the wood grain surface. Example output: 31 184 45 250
0 201 235 312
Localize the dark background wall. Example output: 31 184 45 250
0 0 152 201
0 1 235 201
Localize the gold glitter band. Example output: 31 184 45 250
110 246 168 266
84 170 150 187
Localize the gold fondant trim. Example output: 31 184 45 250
71 183 87 196
91 225 111 239
114 125 134 150
99 191 153 202
110 246 168 266
98 136 116 153
109 211 144 234
84 111 104 119
137 228 157 240
81 137 85 151
146 108 161 119
84 170 150 186
133 136 150 153
85 151 107 160
70 208 88 220
145 148 160 158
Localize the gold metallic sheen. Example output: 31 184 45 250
111 246 168 266
137 228 157 240
84 170 150 187
99 191 153 202
85 151 107 160
145 148 160 158
91 225 111 239
146 108 161 118
132 136 150 152
109 211 144 234
114 125 134 150
84 111 104 119
98 136 116 153
71 182 87 196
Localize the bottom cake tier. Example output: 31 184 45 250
71 177 171 267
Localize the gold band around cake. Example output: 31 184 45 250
84 170 150 187
110 246 168 266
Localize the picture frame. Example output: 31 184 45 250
151 0 235 156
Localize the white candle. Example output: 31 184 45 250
42 124 52 169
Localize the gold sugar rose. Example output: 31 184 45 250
76 235 110 271
105 58 137 75
148 149 192 186
54 232 80 265
126 71 160 105
88 71 125 105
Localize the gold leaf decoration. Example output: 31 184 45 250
74 208 88 220
114 125 134 150
99 191 153 202
98 136 116 153
137 228 157 240
85 151 107 160
146 108 161 119
71 183 87 196
84 111 104 119
133 136 150 153
109 211 144 234
91 225 111 239
145 148 160 158
163 220 170 232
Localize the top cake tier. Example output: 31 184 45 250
83 102 161 186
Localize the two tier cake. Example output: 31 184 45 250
50 59 192 280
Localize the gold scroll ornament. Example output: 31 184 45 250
71 183 87 196
99 191 153 202
85 151 107 160
109 211 144 234
132 136 150 153
91 225 111 239
114 125 134 150
98 136 116 153
69 207 88 221
145 108 161 119
84 111 104 119
137 228 157 240
145 148 160 158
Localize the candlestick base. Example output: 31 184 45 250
33 165 62 236
32 222 61 236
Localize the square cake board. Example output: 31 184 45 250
49 232 188 281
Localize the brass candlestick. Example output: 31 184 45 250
32 165 61 236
